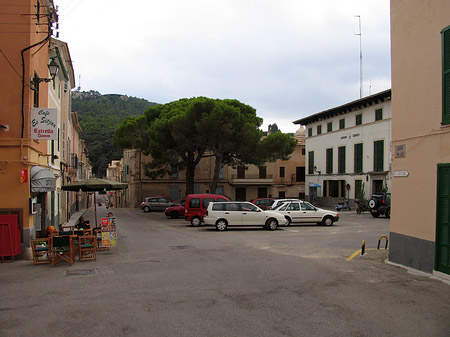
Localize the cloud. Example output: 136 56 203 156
56 0 391 133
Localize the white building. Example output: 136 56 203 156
293 90 391 207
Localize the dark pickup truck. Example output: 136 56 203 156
368 193 391 218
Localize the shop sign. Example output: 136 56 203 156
393 170 409 177
20 169 28 183
101 217 117 247
30 108 57 140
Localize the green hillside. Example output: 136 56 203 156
72 90 157 176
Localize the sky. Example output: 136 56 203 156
55 0 391 133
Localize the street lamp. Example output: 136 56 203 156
30 58 59 90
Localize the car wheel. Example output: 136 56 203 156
322 216 334 226
170 211 179 219
356 208 361 214
215 219 228 231
285 216 291 226
386 208 391 218
368 198 378 210
191 217 201 227
371 212 380 218
265 218 278 231
143 206 150 212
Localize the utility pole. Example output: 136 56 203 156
356 15 363 98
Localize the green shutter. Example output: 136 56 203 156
436 164 450 274
443 26 450 125
374 140 384 172
326 148 333 174
354 143 363 173
338 146 346 174
308 151 315 174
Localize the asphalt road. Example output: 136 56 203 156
1 207 449 337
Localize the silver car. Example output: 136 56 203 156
140 196 178 212
204 201 287 231
273 200 339 226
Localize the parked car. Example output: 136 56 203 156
140 196 178 212
204 201 287 231
273 200 339 226
269 198 302 210
165 202 185 219
250 198 276 210
368 193 391 218
184 194 230 226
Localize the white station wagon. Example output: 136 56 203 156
204 201 287 231
273 200 339 226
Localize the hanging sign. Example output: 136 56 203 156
30 108 57 140
20 169 28 183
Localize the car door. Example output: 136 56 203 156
300 202 321 223
240 202 263 225
223 202 243 226
284 202 302 223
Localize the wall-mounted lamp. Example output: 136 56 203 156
30 59 59 90
314 166 321 175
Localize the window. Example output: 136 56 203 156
375 108 383 121
326 148 333 174
374 140 384 172
308 151 315 174
302 148 305 155
443 26 450 125
308 128 313 137
355 180 363 199
287 203 300 211
296 167 305 182
189 198 200 208
317 125 322 135
237 166 245 179
356 114 362 126
354 143 363 173
338 146 346 174
339 119 345 129
280 166 285 178
259 166 267 179
327 122 333 132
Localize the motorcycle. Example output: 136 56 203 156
355 199 368 214
336 199 351 211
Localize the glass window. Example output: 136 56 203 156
317 125 322 135
375 108 383 121
308 128 313 137
279 203 289 211
327 122 333 132
189 198 200 208
339 119 345 129
288 203 300 211
212 203 225 211
280 166 285 178
301 203 316 211
356 114 362 125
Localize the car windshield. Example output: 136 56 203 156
272 202 288 210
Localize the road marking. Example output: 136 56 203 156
346 249 362 261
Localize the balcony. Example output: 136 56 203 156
231 174 273 185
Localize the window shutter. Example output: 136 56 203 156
443 26 450 125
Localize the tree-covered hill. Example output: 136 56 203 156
72 90 157 177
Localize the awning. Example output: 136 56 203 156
30 166 56 193
309 183 321 188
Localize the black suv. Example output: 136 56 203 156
368 193 391 218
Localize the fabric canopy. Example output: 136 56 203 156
61 178 128 192
30 166 56 193
309 183 321 188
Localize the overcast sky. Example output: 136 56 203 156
55 0 391 133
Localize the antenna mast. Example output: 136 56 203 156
356 15 363 98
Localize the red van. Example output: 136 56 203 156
184 194 230 226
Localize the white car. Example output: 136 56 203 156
273 200 339 226
269 198 302 210
204 201 287 231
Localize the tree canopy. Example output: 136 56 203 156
114 97 297 195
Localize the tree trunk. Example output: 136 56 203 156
210 155 222 194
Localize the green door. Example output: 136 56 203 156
436 164 450 274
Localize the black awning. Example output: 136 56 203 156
30 166 56 193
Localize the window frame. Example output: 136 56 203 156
374 140 384 172
375 108 383 121
443 26 450 125
338 146 346 174
356 114 362 126
354 143 363 174
339 118 345 130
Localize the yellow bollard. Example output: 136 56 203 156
377 235 389 249
361 240 366 255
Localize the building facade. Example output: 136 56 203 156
293 90 392 207
117 130 305 206
0 1 89 259
390 0 450 276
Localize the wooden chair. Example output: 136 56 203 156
51 235 75 267
78 235 96 261
31 238 52 264
93 228 109 251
